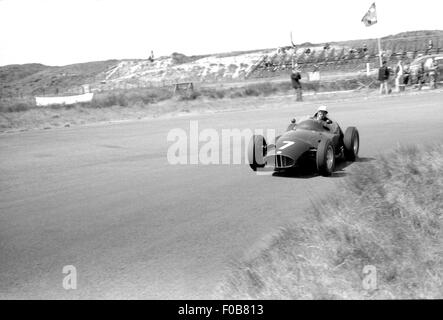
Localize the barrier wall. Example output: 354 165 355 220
35 93 94 106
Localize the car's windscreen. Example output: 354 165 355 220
296 119 330 132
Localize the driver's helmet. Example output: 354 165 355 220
315 106 328 121
317 105 328 114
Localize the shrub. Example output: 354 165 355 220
216 144 443 299
0 98 34 112
177 91 201 101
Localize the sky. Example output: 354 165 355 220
0 0 442 66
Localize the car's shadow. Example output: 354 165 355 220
270 157 376 179
355 157 376 163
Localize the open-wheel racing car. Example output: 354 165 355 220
248 115 359 176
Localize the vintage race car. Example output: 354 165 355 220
248 116 359 176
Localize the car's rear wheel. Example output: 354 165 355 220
248 135 267 171
344 127 359 161
316 138 335 176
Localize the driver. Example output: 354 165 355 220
313 106 345 145
314 105 343 133
313 105 332 124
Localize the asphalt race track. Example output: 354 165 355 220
1 91 443 299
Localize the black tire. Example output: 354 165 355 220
316 138 335 176
248 135 267 171
344 127 359 161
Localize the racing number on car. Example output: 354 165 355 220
279 141 295 150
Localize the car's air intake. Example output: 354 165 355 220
275 155 295 168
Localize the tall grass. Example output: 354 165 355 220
0 87 174 112
215 144 443 299
80 87 174 108
0 97 35 112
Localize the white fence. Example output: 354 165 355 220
35 93 94 106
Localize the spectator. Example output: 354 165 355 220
435 60 440 87
403 64 410 86
290 65 303 101
278 47 287 55
148 50 154 62
428 59 439 89
428 39 433 51
424 57 434 70
417 62 425 90
394 60 404 92
378 61 390 94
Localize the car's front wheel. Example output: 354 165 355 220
316 138 335 176
344 127 359 161
248 135 267 171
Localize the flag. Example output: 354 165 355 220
361 3 377 26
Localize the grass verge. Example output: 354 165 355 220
215 144 443 299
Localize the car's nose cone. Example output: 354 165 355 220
265 154 295 169
276 134 312 159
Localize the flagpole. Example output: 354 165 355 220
377 35 383 67
362 2 382 67
374 4 382 67
290 31 295 69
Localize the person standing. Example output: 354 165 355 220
148 50 154 62
428 59 439 89
394 60 404 92
417 62 425 90
291 65 303 101
403 64 410 86
378 61 390 94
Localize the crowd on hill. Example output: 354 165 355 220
251 36 442 80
